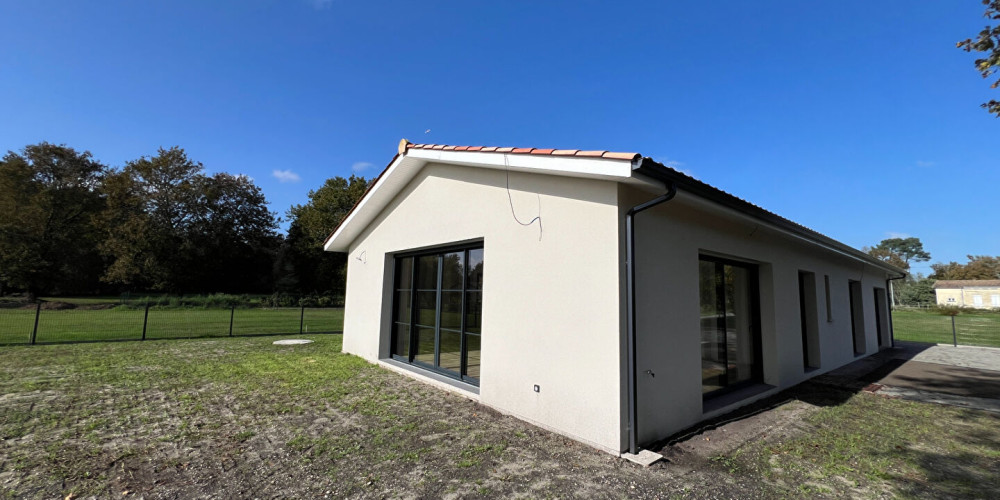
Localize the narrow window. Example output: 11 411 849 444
798 271 820 369
873 288 889 349
391 243 483 385
992 294 1000 308
973 295 983 307
824 275 833 322
699 255 762 397
848 280 865 355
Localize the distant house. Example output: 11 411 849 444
934 280 1000 309
324 139 905 457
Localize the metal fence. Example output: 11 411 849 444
0 304 343 345
892 308 1000 348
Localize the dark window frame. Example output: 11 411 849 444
699 254 764 400
798 270 821 370
390 241 483 386
848 279 866 356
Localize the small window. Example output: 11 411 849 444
992 294 1000 308
973 295 983 307
947 297 956 303
824 275 833 322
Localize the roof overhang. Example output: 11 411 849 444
322 146 649 252
633 158 907 277
323 141 907 279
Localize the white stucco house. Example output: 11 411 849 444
934 280 1000 309
323 139 905 457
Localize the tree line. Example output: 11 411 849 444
864 237 1000 306
0 142 369 298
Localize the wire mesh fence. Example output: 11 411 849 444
0 303 343 346
892 308 1000 348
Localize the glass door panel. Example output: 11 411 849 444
699 256 760 396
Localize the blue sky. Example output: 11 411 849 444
1 1 996 275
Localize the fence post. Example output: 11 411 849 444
229 306 235 337
30 302 40 345
299 306 305 335
142 302 149 340
951 315 957 347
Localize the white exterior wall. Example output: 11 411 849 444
623 187 893 445
342 163 625 452
935 287 1000 309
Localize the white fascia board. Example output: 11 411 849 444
323 154 414 252
405 148 636 182
324 150 640 253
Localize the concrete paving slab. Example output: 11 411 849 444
894 342 1000 372
876 360 1000 399
877 386 1000 413
621 449 663 467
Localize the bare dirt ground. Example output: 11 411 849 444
1 336 997 499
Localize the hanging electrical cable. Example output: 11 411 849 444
504 154 543 240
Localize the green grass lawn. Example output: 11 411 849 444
0 307 343 344
0 336 996 499
892 309 1000 347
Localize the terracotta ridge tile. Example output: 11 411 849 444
530 148 556 155
602 151 640 160
511 147 534 154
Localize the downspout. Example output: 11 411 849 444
886 273 907 348
625 181 677 456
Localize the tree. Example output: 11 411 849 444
870 237 930 271
188 173 281 292
930 255 1000 280
100 147 279 292
958 0 1000 116
898 275 937 306
864 237 931 306
0 143 106 296
282 175 370 294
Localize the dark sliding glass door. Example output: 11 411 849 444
391 244 483 385
698 255 762 396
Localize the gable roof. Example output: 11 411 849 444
405 143 640 160
322 140 905 277
933 280 1000 289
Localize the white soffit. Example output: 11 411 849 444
323 149 640 252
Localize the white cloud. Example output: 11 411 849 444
656 158 696 179
916 160 935 167
885 232 911 239
272 169 301 183
351 161 374 174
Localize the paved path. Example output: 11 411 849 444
892 341 1000 372
817 340 1000 412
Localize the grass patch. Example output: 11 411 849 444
0 307 343 344
1 335 996 498
716 389 1000 498
892 309 1000 347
